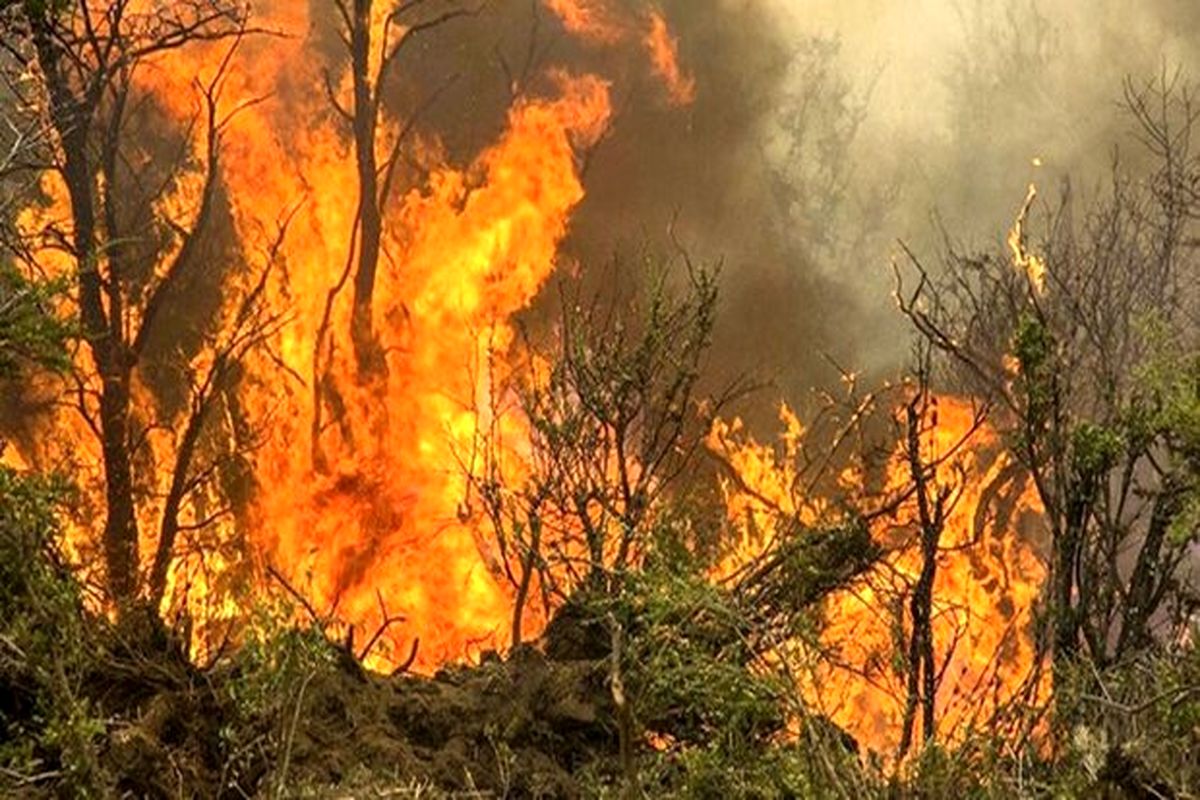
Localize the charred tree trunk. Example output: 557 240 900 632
511 509 543 649
1052 472 1097 667
349 0 385 378
23 1 238 610
97 366 139 605
27 7 141 607
897 397 946 760
333 0 470 380
1117 474 1186 657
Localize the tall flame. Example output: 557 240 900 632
14 1 614 668
247 68 612 669
1008 183 1048 295
206 8 613 667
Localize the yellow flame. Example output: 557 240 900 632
1008 183 1048 295
644 8 696 107
709 396 1050 755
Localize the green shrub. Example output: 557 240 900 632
0 466 104 795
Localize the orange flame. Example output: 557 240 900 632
246 69 612 670
152 3 615 668
542 1 696 106
1008 183 1048 295
643 9 696 107
13 1 618 667
543 0 626 44
709 396 1050 755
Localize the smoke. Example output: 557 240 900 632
778 0 1200 224
755 0 1200 368
640 0 1198 422
367 0 887 424
7 0 1193 433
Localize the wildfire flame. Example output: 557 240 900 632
11 1 1051 758
643 9 696 107
15 1 615 667
543 1 696 106
1008 183 1048 295
246 68 612 669
543 0 626 44
214 9 611 668
709 396 1050 755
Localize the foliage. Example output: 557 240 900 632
227 608 336 724
576 562 796 796
1047 644 1200 798
569 531 875 799
0 466 105 795
619 569 784 744
0 261 71 378
219 604 339 798
470 259 728 647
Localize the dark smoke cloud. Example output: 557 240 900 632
341 0 882 426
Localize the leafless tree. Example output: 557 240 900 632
764 34 879 263
892 348 989 760
0 1 283 614
309 0 480 471
323 0 476 369
895 69 1200 678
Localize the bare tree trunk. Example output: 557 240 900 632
511 510 542 649
1052 479 1094 666
98 370 140 604
349 0 384 377
27 9 141 606
897 398 944 760
1117 475 1185 657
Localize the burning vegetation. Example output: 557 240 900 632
0 0 1198 797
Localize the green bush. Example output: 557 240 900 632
572 542 869 798
0 466 104 795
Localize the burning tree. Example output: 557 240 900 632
310 0 477 415
704 338 1049 759
0 1 285 617
896 71 1200 678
